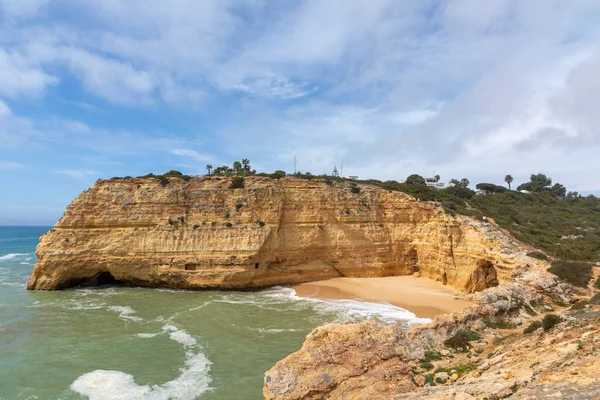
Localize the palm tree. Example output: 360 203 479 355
434 174 441 183
206 165 213 175
505 174 513 190
233 161 243 175
242 158 251 173
460 178 470 188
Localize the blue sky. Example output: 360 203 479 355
1 0 600 225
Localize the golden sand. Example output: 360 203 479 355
293 276 473 319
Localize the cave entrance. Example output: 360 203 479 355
65 271 123 289
96 271 120 286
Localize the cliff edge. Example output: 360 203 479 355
28 176 531 291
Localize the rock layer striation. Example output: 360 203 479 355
29 176 528 291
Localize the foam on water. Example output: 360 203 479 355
0 253 30 262
71 324 212 400
163 324 197 347
262 287 431 326
108 306 143 322
136 332 160 339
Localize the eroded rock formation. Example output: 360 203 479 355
264 280 598 400
29 176 529 291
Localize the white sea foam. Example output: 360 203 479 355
20 262 33 265
251 327 304 334
72 324 212 400
136 333 159 339
162 324 197 347
108 306 143 322
263 287 431 326
0 253 30 262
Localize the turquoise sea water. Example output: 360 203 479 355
0 226 428 400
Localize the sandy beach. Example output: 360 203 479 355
293 276 474 319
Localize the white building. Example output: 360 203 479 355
425 177 446 189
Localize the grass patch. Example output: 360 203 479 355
433 363 478 378
443 329 481 351
547 261 593 288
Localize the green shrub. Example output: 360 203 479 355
257 221 265 227
236 203 243 211
272 170 286 179
230 176 245 189
547 261 593 287
350 186 361 194
193 224 200 230
157 175 170 187
443 329 481 350
527 251 549 261
225 212 230 219
482 318 516 329
422 350 442 362
435 377 444 384
419 361 434 370
211 221 217 227
423 374 435 386
225 222 233 228
523 320 542 334
542 314 562 332
595 277 600 290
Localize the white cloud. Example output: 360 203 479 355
1 0 600 190
0 0 49 18
55 169 98 178
63 48 156 106
0 99 10 116
234 75 317 99
171 149 214 163
0 161 23 169
0 49 58 98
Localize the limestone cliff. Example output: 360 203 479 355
29 176 530 291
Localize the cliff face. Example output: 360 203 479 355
28 176 529 291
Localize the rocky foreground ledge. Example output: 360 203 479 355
28 176 529 292
264 277 600 399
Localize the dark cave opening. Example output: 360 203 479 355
65 271 123 289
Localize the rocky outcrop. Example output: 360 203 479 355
264 281 597 400
28 176 537 291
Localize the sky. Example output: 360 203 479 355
1 0 600 225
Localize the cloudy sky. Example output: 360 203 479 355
1 0 600 224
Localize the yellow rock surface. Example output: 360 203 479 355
28 176 532 291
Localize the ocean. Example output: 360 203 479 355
0 226 428 400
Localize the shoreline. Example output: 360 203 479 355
292 276 474 319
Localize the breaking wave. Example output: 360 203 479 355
71 324 212 400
